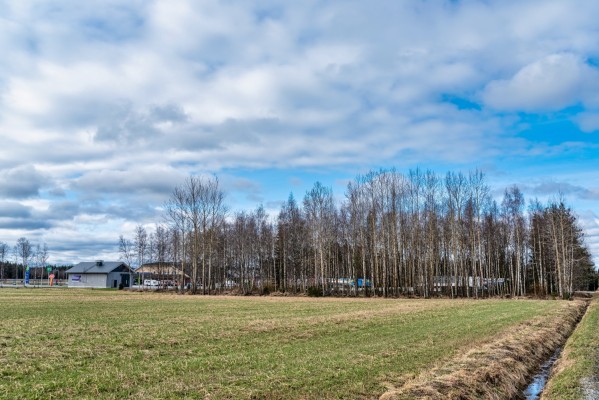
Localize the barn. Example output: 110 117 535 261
66 260 133 289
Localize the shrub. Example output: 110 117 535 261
307 286 323 297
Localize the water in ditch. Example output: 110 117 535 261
522 347 562 400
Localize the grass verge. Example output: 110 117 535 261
378 299 587 400
0 289 580 399
541 297 599 400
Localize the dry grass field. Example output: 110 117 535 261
0 289 579 399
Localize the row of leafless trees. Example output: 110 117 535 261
0 238 49 281
119 170 595 298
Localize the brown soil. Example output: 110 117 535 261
379 300 588 400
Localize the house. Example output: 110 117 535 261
66 260 133 289
135 262 190 285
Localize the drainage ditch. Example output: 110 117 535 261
378 301 588 400
522 346 562 399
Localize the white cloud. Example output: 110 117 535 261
576 112 599 133
482 53 599 112
578 210 599 267
0 166 46 199
0 0 598 261
71 165 186 199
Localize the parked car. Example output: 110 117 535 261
143 279 160 287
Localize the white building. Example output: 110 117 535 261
66 260 133 289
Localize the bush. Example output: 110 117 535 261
307 286 323 297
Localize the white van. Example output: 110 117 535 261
143 279 160 287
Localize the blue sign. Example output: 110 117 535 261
25 265 30 285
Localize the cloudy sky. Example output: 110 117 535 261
0 0 598 265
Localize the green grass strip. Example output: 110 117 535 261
543 298 599 400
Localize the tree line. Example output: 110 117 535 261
0 238 52 281
119 169 596 298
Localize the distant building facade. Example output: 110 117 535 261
136 262 190 284
66 260 133 288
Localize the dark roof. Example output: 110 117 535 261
66 261 132 275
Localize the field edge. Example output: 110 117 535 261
379 300 588 400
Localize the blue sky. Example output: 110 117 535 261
0 0 598 265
